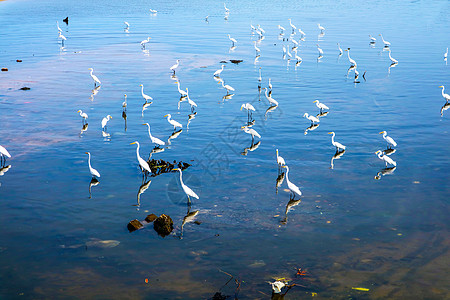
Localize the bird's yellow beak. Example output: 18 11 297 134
240 107 243 110
124 94 127 96
379 131 383 134
130 142 136 145
439 86 443 88
172 168 179 171
327 132 332 134
85 152 89 154
282 165 287 168
139 84 143 86
163 114 168 117
142 123 146 125
77 110 81 113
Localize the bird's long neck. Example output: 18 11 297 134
167 115 171 122
90 70 93 76
87 154 92 169
276 150 279 159
383 132 387 139
141 85 144 96
377 152 383 159
147 125 152 138
178 169 184 185
347 51 351 60
442 87 445 96
135 143 140 159
285 167 290 182
331 133 335 143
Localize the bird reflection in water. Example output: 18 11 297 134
0 164 11 176
280 199 301 225
90 85 101 101
265 105 278 120
187 112 197 130
374 166 396 180
222 93 234 102
330 149 346 169
440 102 450 117
134 179 151 209
179 207 200 239
383 148 396 156
304 123 319 135
122 110 127 132
88 178 99 199
241 140 261 156
79 123 88 137
102 130 111 141
142 101 152 117
388 62 398 75
275 171 285 194
167 129 182 146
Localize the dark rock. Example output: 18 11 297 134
1 68 8 72
19 87 30 90
145 214 157 223
153 214 173 237
63 17 69 24
146 158 191 177
16 60 22 62
230 60 243 64
127 219 143 232
211 292 230 300
220 60 228 63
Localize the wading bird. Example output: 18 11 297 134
228 34 237 46
143 123 165 147
369 35 376 43
88 68 101 86
388 50 398 64
101 115 112 131
130 141 151 176
139 84 153 102
214 65 225 77
345 48 357 67
265 89 278 106
375 150 397 167
0 145 11 166
288 19 296 32
337 43 343 55
439 85 450 102
219 79 235 94
379 131 397 148
170 59 180 74
77 110 88 124
122 94 127 111
282 165 302 199
173 168 199 205
318 23 325 32
241 103 255 120
313 100 329 112
175 81 188 98
140 37 151 48
303 113 320 124
85 152 100 178
241 125 261 142
328 131 346 151
164 114 182 130
276 149 286 169
379 34 391 47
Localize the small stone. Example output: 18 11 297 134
145 214 157 223
153 214 173 237
19 87 31 90
16 60 22 62
230 59 243 64
1 68 8 72
127 219 143 232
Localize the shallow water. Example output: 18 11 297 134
0 0 449 298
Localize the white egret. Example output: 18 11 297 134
303 113 320 124
379 131 397 148
369 35 376 42
241 126 261 141
143 123 165 147
213 65 225 77
173 168 199 204
288 19 296 32
0 145 11 165
224 2 230 13
257 24 265 34
88 68 101 86
186 88 197 112
298 28 306 36
170 59 180 73
130 141 151 175
175 81 188 97
286 47 292 58
445 48 448 59
265 89 278 106
268 78 272 91
379 34 391 47
439 86 450 102
388 50 398 64
328 132 346 151
139 84 153 102
149 9 157 14
227 34 237 46
77 110 88 123
317 44 324 56
276 149 286 167
58 31 66 45
345 48 357 67
375 150 397 167
219 80 235 94
318 23 325 32
140 37 151 48
268 281 285 294
278 24 285 33
337 43 343 55
101 115 112 131
122 94 127 111
282 166 302 199
56 21 62 33
254 41 261 55
293 49 302 62
205 15 209 22
124 21 130 29
241 103 255 120
85 152 101 178
164 114 182 130
313 100 329 112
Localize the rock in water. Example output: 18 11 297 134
145 214 157 223
127 219 143 232
153 214 173 237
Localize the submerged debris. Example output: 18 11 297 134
146 158 190 176
211 292 229 300
16 60 22 62
153 214 173 237
230 59 243 64
1 68 8 72
19 87 31 90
